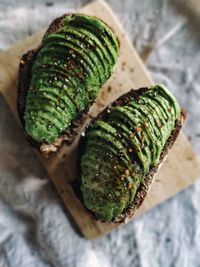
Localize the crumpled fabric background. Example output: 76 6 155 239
0 0 200 266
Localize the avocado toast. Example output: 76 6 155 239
17 13 119 156
78 85 185 223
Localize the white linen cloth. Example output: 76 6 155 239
0 0 200 266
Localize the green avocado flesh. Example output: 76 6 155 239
24 14 119 144
80 85 181 222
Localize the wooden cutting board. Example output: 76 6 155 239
0 0 200 240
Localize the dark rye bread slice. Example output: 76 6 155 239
75 87 186 223
17 14 119 156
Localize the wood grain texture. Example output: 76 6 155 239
0 0 200 239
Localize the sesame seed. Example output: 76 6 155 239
128 184 133 190
125 169 130 175
47 124 52 130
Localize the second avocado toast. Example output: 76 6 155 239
78 85 185 222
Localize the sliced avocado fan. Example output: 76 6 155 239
24 14 119 144
80 85 181 222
